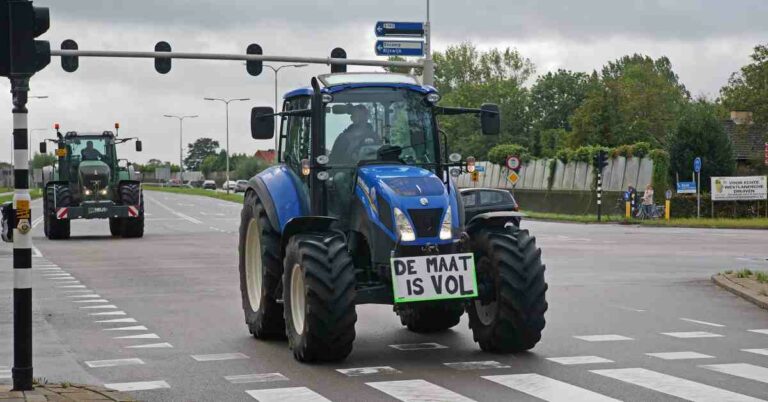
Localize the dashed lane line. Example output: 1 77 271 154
89 311 127 316
103 325 148 331
546 356 614 365
80 305 118 310
336 366 401 376
443 361 510 370
389 343 448 351
367 379 475 402
95 318 137 323
748 329 768 335
114 333 160 340
85 358 145 368
225 373 288 384
661 331 723 339
701 363 768 385
72 299 110 303
573 335 633 342
246 387 330 402
646 352 714 360
146 196 202 224
105 380 170 392
680 318 726 328
125 342 173 349
742 349 768 357
191 353 249 362
484 373 620 402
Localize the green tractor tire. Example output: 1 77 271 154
109 218 122 236
119 183 144 238
44 185 71 240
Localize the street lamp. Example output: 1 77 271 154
163 114 198 181
264 64 307 148
203 97 250 194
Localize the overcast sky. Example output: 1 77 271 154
1 0 765 165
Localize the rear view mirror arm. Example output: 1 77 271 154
259 108 311 119
435 106 497 116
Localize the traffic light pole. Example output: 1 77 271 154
10 76 34 391
596 172 603 222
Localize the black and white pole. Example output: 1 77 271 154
11 76 34 391
596 172 603 222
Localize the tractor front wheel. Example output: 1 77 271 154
119 184 144 238
109 218 122 236
467 226 547 353
45 185 71 240
396 301 464 333
283 232 356 362
238 192 285 338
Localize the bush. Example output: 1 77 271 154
555 148 573 162
487 144 530 166
632 142 652 158
649 149 670 192
570 146 594 163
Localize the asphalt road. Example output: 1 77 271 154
2 189 768 401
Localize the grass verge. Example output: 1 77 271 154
524 211 768 229
0 188 43 204
143 185 244 204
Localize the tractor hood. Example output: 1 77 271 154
356 164 459 243
78 160 111 191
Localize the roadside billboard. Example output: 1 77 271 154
710 176 767 201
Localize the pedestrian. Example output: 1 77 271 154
641 184 654 217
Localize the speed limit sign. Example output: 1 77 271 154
505 155 521 171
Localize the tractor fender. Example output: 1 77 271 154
246 165 309 233
117 179 142 188
280 216 341 256
466 211 526 233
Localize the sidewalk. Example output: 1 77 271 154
0 383 134 401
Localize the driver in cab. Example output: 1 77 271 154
329 105 380 164
81 141 104 161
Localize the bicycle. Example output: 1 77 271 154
635 204 664 220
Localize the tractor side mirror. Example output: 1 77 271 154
39 142 47 154
251 107 275 140
480 103 500 135
135 140 143 152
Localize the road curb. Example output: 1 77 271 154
712 273 768 310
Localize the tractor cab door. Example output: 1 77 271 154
280 96 312 195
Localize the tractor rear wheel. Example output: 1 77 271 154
283 232 356 362
467 226 547 353
119 184 144 238
238 192 285 338
45 185 71 240
396 301 464 333
109 218 122 236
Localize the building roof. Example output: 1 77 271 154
722 120 766 161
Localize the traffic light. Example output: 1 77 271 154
60 39 78 72
594 150 608 172
330 47 347 73
8 0 50 76
0 2 9 77
154 41 171 74
246 43 262 76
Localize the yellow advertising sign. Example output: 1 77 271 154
470 171 479 182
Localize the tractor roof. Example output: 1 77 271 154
63 131 115 139
283 72 437 100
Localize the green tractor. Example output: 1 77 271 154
40 124 145 239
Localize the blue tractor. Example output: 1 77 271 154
238 72 547 362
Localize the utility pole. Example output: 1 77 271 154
203 97 250 193
422 0 434 86
163 114 198 181
263 64 307 149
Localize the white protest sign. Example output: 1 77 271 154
391 253 477 303
710 176 767 201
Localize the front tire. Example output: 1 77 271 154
468 226 547 352
119 184 144 238
238 192 285 338
109 217 122 236
45 185 71 240
396 301 464 333
283 232 356 362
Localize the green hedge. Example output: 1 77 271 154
670 194 768 219
488 144 530 166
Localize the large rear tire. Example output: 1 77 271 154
109 217 122 236
467 226 547 352
283 232 356 362
396 301 464 333
45 185 71 240
238 192 285 338
119 184 144 238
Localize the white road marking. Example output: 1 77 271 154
147 196 203 224
105 380 170 392
592 367 763 402
661 331 723 338
80 305 118 309
31 245 42 256
547 356 614 365
702 363 768 384
367 379 475 402
89 311 126 316
443 361 510 370
103 325 148 331
177 203 194 207
68 294 100 298
484 373 620 402
61 289 91 293
58 285 86 288
125 342 173 349
225 373 289 384
646 351 714 360
73 299 109 303
337 366 401 376
246 387 330 402
114 333 160 339
389 342 448 351
95 318 137 323
573 334 633 342
0 368 10 379
680 318 725 328
191 352 249 362
743 349 768 357
748 329 768 335
37 268 63 271
57 281 81 285
31 217 43 228
85 358 145 368
615 305 646 312
43 273 71 277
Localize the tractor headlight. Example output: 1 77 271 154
99 189 108 196
393 208 416 242
83 189 92 196
439 206 452 240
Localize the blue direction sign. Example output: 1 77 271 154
676 181 697 194
375 21 425 37
693 157 702 173
375 40 425 57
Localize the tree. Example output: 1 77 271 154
31 153 56 169
570 54 689 148
720 44 768 125
529 69 592 155
184 138 219 171
234 156 266 179
667 101 735 189
433 42 535 95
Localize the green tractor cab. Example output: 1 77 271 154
40 124 144 239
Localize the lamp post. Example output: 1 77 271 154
163 114 198 181
203 97 250 194
263 64 307 148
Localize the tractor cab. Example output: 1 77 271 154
241 72 545 363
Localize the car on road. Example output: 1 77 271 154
224 180 238 191
235 180 249 193
166 179 183 187
460 188 522 226
202 180 216 190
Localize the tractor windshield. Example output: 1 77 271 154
325 88 436 166
69 137 109 163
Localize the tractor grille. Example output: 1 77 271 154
407 208 442 238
